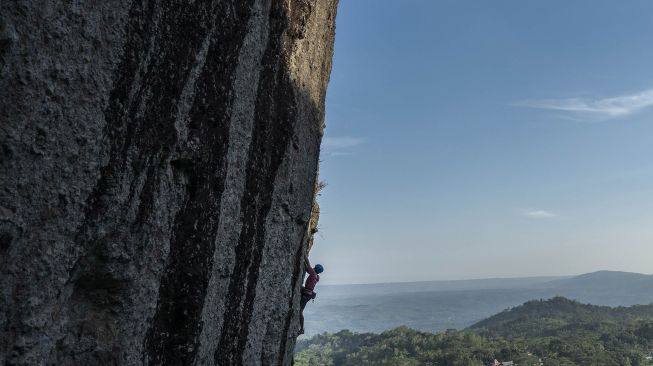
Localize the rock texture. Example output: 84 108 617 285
0 0 337 365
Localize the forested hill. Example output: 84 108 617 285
295 297 653 366
470 296 653 338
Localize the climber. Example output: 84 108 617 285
299 253 324 335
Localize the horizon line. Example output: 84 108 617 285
320 269 652 286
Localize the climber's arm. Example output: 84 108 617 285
304 253 316 276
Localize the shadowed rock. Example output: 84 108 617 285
0 0 337 365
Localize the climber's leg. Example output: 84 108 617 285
299 293 310 334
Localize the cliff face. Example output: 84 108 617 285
0 1 337 365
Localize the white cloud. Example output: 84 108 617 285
525 210 558 219
516 88 653 120
322 136 365 156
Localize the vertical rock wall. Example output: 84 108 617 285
0 0 337 365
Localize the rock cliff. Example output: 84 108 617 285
0 0 337 365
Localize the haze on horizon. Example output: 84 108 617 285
313 0 653 285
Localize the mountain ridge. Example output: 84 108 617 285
469 296 653 338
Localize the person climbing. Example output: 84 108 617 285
299 253 323 335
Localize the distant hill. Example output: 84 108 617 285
540 270 653 291
469 296 653 338
548 270 653 288
536 271 653 306
296 297 653 366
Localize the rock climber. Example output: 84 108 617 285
299 253 323 335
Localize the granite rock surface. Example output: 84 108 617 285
0 1 337 364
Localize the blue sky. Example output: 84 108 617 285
311 0 653 284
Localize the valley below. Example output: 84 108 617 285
303 271 653 337
297 271 653 365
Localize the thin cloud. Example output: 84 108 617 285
516 88 653 120
322 136 365 156
525 210 558 219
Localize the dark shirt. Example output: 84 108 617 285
304 265 319 291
